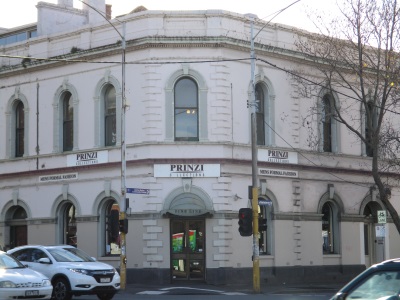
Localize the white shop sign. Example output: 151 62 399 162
39 173 78 182
258 149 298 164
259 168 298 178
67 150 108 166
154 164 220 178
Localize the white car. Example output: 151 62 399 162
0 250 52 299
7 245 120 300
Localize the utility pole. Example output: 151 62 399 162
246 3 300 290
119 22 127 290
249 15 260 294
77 0 127 290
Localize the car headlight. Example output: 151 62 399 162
68 268 89 275
42 279 51 287
0 280 17 288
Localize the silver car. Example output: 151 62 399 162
0 250 52 299
8 245 120 300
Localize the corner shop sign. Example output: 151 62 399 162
154 164 220 177
258 149 298 164
67 150 108 166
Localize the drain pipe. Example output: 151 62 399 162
36 81 40 170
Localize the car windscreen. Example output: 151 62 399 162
0 253 25 269
47 248 95 262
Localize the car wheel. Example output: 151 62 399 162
96 292 116 300
52 278 72 300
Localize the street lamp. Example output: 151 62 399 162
78 0 127 290
246 2 300 292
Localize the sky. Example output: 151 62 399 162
0 0 339 32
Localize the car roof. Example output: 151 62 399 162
8 245 75 251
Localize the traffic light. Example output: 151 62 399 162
119 219 128 234
238 208 253 236
259 218 267 232
108 209 119 242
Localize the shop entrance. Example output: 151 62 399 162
170 218 205 281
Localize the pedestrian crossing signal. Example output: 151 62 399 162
238 208 253 236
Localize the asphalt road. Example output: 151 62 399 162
73 284 338 300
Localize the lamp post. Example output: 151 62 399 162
249 15 260 294
78 0 127 290
246 2 300 293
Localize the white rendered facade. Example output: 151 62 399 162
0 1 399 285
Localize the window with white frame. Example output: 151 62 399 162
6 92 29 159
62 92 74 152
258 198 273 255
105 201 121 256
104 85 116 147
321 201 340 254
15 101 24 157
165 67 208 142
322 94 333 152
256 83 266 146
364 101 377 157
174 77 199 141
319 93 339 153
253 79 275 147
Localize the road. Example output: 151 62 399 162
74 285 337 300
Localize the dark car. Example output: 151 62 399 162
331 258 400 300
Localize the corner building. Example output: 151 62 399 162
0 0 399 285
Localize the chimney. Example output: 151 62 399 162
106 4 112 20
82 0 106 25
58 0 73 8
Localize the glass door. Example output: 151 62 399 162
171 219 205 281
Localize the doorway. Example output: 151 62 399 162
170 218 205 281
363 202 384 267
8 206 28 249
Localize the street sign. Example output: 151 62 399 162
377 210 387 224
127 188 150 195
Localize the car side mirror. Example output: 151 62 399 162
91 257 97 261
38 258 51 264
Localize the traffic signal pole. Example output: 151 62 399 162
249 16 260 294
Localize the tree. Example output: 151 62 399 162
294 0 400 234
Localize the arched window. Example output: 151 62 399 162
256 83 265 146
174 77 199 141
104 86 116 146
8 206 28 249
15 101 24 157
322 94 333 152
105 202 121 256
321 201 340 254
62 92 74 151
258 197 273 255
63 203 77 246
365 101 377 157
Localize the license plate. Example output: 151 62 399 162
26 290 39 296
100 278 111 283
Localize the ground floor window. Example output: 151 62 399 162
106 202 121 256
258 198 273 255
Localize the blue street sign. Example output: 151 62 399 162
126 188 150 195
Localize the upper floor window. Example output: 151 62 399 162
174 78 199 141
104 86 116 146
62 92 74 151
322 94 333 152
365 101 377 157
256 83 265 146
15 101 24 157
